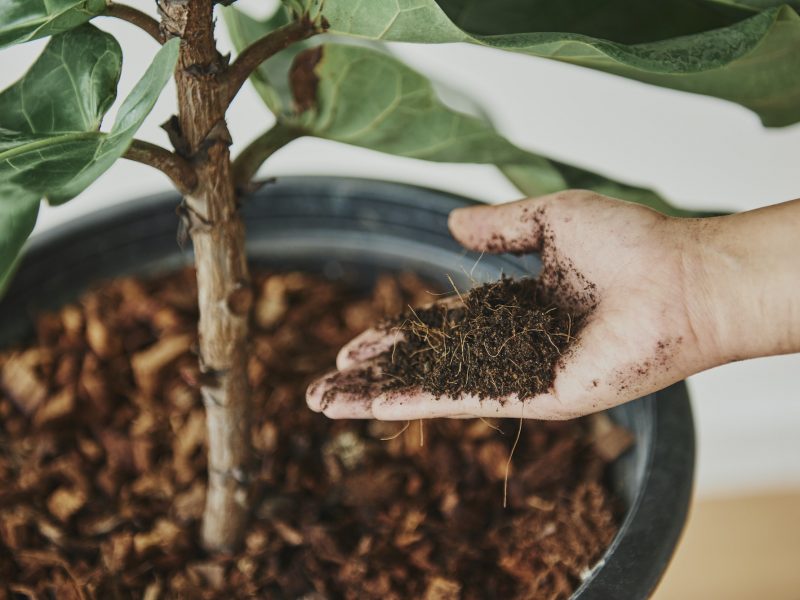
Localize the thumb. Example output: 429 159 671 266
448 195 551 254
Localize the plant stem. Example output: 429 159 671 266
232 123 300 191
224 19 318 106
104 3 163 43
124 140 197 194
159 0 253 552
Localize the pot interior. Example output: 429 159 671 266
0 177 692 599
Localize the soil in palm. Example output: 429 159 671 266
383 277 580 400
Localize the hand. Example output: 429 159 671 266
306 191 800 420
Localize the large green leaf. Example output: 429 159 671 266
0 31 179 203
286 44 560 189
0 0 106 48
0 24 119 289
0 23 121 135
283 43 704 217
0 27 179 287
49 35 181 203
222 6 710 216
311 0 800 126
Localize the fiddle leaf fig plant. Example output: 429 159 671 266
0 0 798 552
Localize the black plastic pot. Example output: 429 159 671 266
0 177 694 598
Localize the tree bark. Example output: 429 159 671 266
158 0 253 552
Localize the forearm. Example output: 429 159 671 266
694 199 800 363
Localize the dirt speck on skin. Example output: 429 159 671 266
614 337 683 395
483 232 513 254
320 365 380 411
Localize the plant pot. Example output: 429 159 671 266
0 176 694 598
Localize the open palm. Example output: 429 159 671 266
307 190 721 420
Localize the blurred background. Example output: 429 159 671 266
2 1 798 597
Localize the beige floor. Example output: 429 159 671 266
653 491 800 600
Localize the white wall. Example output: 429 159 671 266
3 1 798 497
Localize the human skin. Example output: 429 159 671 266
306 190 800 420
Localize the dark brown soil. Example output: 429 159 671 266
0 269 628 599
383 277 580 400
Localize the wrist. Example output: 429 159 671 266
689 201 800 364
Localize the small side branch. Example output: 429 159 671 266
124 140 198 194
232 124 300 192
224 19 318 106
104 3 163 43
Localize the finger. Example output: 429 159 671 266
306 361 391 419
448 196 551 254
371 388 575 420
337 327 400 370
306 369 341 412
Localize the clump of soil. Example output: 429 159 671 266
383 277 580 400
0 269 628 599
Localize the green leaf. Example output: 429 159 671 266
0 32 179 204
317 0 800 126
285 43 705 217
0 23 121 134
49 35 181 203
287 44 564 194
0 184 39 294
0 27 179 288
431 0 755 39
0 0 106 48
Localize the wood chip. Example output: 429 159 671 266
33 388 76 427
255 276 288 328
173 481 206 523
590 413 636 462
60 305 84 338
85 313 120 359
477 440 510 481
102 530 133 573
272 521 303 546
424 576 461 600
0 352 47 416
131 334 192 395
187 561 225 589
133 519 183 556
47 487 87 523
99 429 134 474
142 579 163 600
1 508 31 550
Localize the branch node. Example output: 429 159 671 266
224 18 319 107
104 3 164 43
226 283 254 316
231 124 299 192
162 116 192 158
124 140 198 195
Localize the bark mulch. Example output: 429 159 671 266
0 269 632 599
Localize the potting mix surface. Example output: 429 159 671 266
0 269 630 599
